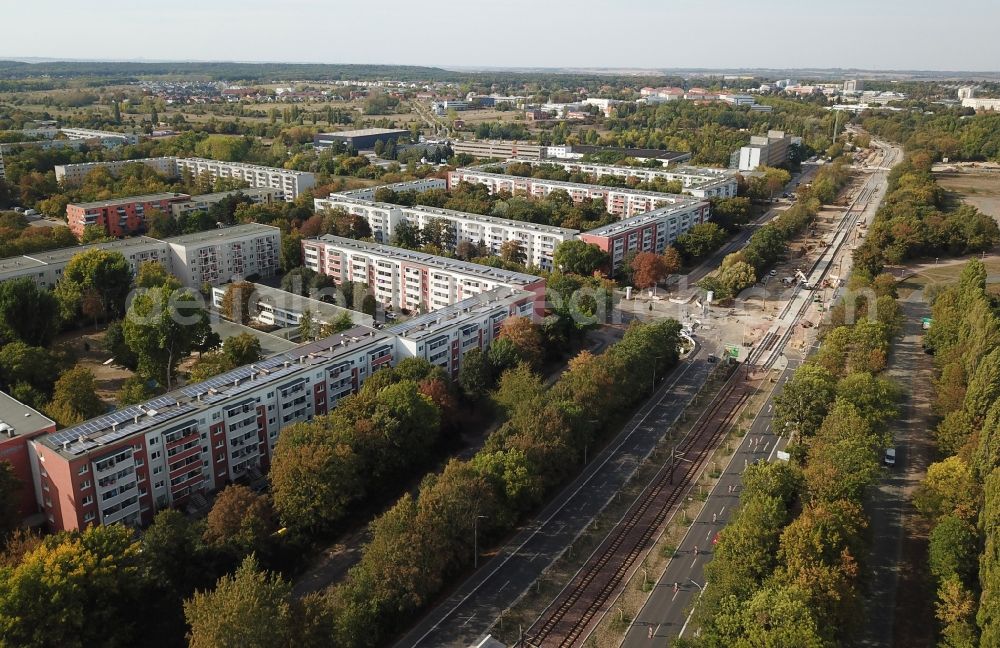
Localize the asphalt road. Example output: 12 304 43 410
681 164 822 288
620 363 796 646
856 296 933 646
393 342 722 648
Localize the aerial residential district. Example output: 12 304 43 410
0 5 999 648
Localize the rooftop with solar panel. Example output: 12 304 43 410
40 326 391 459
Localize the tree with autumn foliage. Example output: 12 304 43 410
629 251 667 289
497 316 543 368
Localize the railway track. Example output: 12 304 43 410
524 372 757 648
520 145 899 648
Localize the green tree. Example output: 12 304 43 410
802 402 881 503
929 514 978 584
280 231 303 272
222 333 262 367
458 348 492 400
674 222 728 261
46 366 106 427
552 240 608 275
717 260 757 297
55 248 132 324
298 309 315 341
0 461 21 541
497 316 543 368
915 456 978 522
184 555 294 648
0 341 62 400
117 376 154 406
0 525 145 648
203 485 275 554
135 260 179 290
220 281 255 325
123 286 212 390
773 363 838 438
0 277 59 347
269 430 363 533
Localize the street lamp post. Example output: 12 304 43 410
652 355 663 394
473 514 487 569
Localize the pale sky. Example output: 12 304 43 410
3 0 998 72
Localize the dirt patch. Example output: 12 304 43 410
53 328 136 403
936 171 1000 222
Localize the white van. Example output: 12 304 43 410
884 448 896 467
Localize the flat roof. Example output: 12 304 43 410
40 326 391 459
318 128 408 138
570 145 691 161
0 390 55 438
70 193 188 210
26 236 166 265
0 256 47 276
177 157 313 176
174 187 278 202
388 287 530 340
237 283 373 326
403 204 579 236
164 223 280 247
312 235 543 284
582 202 707 237
452 169 701 202
318 195 580 237
500 160 735 183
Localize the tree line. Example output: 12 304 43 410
698 157 854 300
308 319 681 646
853 153 999 278
688 272 901 646
919 259 1000 645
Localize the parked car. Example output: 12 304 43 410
884 448 897 467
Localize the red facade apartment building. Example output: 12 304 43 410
0 391 57 521
31 328 394 532
65 192 191 238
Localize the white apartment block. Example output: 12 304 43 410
56 157 178 185
0 224 282 290
335 178 447 201
579 201 711 270
0 237 170 289
58 128 139 146
962 97 1000 111
448 168 699 218
173 158 316 201
388 287 537 378
314 194 577 270
450 140 546 161
301 235 545 314
210 283 373 330
166 224 280 288
497 160 739 199
55 157 315 201
33 327 395 530
169 187 281 218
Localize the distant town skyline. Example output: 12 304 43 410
4 0 999 72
